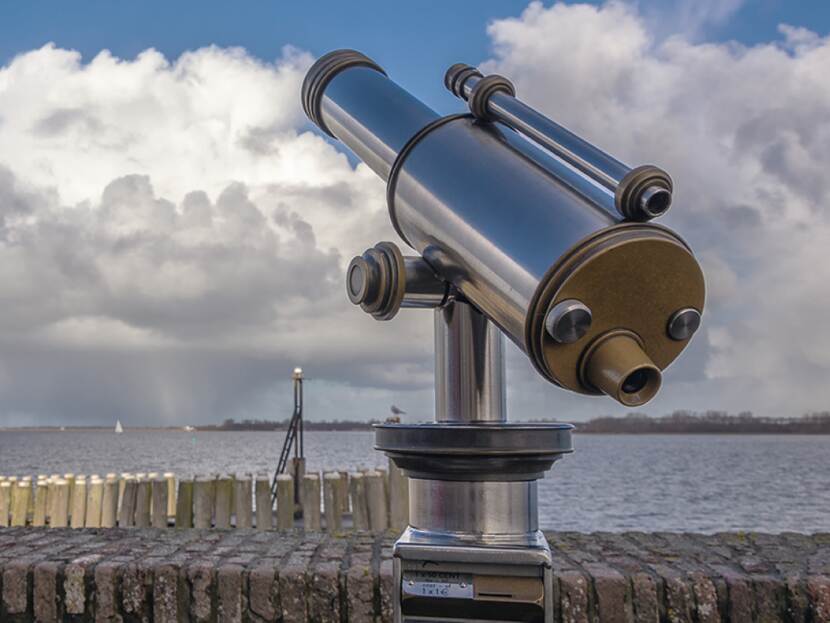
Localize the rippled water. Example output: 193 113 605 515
0 430 827 532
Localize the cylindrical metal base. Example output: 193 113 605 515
409 478 537 536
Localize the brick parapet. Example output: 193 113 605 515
0 528 828 622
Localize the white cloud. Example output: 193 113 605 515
484 2 830 417
1 3 829 425
0 44 434 425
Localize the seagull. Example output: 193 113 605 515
390 405 407 416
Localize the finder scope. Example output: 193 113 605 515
303 50 704 407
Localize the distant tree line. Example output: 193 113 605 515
195 411 830 434
575 410 830 434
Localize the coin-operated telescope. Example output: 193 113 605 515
303 50 704 623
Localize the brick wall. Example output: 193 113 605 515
0 528 828 622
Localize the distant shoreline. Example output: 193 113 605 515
4 410 830 435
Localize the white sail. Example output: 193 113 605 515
115 420 124 434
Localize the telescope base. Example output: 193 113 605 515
393 528 553 623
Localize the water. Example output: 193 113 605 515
1 430 827 533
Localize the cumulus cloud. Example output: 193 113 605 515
484 2 830 417
1 3 829 425
0 44 434 425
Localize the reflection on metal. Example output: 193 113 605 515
303 49 706 623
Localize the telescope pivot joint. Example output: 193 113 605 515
346 241 449 320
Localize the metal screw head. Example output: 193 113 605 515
545 299 592 344
667 308 701 341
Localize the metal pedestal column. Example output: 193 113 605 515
376 301 573 623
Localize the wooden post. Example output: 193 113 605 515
175 479 194 528
234 476 253 529
33 480 49 527
349 472 369 531
0 481 9 527
70 477 87 528
228 474 237 521
101 478 118 528
193 476 214 529
51 479 70 528
275 474 294 531
214 476 232 529
388 458 409 531
365 470 388 531
151 477 168 528
85 478 104 528
164 472 176 518
147 472 159 517
134 478 151 528
11 482 31 526
118 473 131 514
292 458 306 515
119 478 137 527
323 472 342 532
24 477 34 518
64 474 75 517
254 475 272 531
7 476 18 514
338 470 350 514
46 478 56 524
302 474 321 531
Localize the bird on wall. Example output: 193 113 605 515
390 405 406 416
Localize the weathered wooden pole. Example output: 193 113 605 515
118 472 131 514
254 475 272 531
234 475 253 529
118 477 137 527
0 481 10 527
365 470 388 531
276 474 294 531
151 476 168 528
323 472 342 532
338 470 350 514
70 477 87 528
175 479 194 528
302 474 321 531
349 472 369 531
134 478 152 528
193 476 214 529
51 479 70 528
64 474 75 516
214 475 232 529
85 478 104 528
32 480 49 527
101 478 118 528
388 458 409 531
11 482 30 526
164 472 176 518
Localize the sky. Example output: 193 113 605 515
0 1 829 426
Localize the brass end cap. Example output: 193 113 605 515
580 330 662 407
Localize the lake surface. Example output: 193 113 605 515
0 430 827 533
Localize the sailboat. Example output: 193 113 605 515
115 420 124 434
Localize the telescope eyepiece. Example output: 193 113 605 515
580 330 662 407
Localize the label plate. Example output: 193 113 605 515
402 571 475 599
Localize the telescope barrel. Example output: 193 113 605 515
303 50 439 180
304 50 705 406
444 64 673 222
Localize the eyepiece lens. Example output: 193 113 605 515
622 368 650 394
643 187 671 217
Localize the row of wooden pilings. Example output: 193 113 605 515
0 460 409 531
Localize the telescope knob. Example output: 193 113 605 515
347 242 449 321
545 299 593 344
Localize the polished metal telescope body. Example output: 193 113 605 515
306 50 705 407
303 49 704 623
